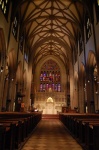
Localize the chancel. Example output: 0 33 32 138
0 0 99 150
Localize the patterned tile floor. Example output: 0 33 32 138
21 119 83 150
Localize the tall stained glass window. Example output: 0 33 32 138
39 59 61 92
0 0 10 20
79 32 83 55
95 0 99 22
12 14 18 40
85 12 92 42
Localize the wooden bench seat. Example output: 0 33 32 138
59 113 99 150
74 118 99 139
1 118 29 140
0 112 42 150
84 123 99 150
0 124 6 150
0 122 16 150
0 117 34 149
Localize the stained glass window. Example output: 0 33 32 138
39 59 61 92
95 0 99 22
98 0 99 5
24 50 28 63
19 33 24 53
85 12 92 42
0 0 10 20
79 33 83 55
12 14 18 39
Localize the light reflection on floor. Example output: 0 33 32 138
22 119 83 150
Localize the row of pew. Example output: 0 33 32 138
0 111 42 150
59 113 99 150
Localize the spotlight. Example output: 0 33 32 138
1 66 3 72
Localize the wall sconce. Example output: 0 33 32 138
1 66 3 72
88 80 90 83
95 91 98 95
94 76 97 81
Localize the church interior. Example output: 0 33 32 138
0 0 99 150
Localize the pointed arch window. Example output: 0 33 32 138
19 33 24 53
12 13 19 40
79 33 83 55
0 0 10 20
85 12 92 42
24 49 28 63
39 59 61 92
95 0 99 22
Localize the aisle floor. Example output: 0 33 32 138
22 119 83 150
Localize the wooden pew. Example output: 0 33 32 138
73 118 99 140
2 118 28 142
0 112 42 150
0 122 16 150
0 119 25 148
84 122 99 150
0 124 5 150
59 113 99 150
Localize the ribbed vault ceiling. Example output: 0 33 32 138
14 0 85 67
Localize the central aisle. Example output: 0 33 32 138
22 119 83 150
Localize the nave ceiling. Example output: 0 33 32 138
12 0 91 70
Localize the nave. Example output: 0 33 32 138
22 119 83 150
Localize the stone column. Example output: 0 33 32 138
69 62 74 110
86 69 95 113
0 69 5 110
